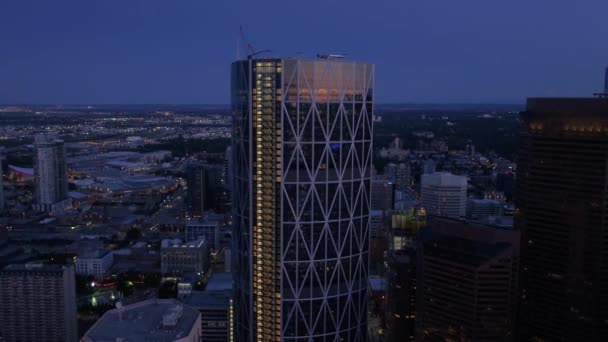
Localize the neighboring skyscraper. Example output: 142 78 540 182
385 251 416 342
187 162 232 214
224 145 233 204
395 162 411 189
416 217 520 341
232 57 374 341
516 98 608 340
33 133 68 212
186 162 207 216
0 263 77 342
384 162 411 190
420 172 467 218
371 176 394 210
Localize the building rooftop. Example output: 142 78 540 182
469 198 503 205
205 272 232 291
421 172 467 187
2 263 69 272
161 237 206 249
82 299 200 342
78 249 111 259
184 290 231 309
369 277 387 292
526 97 608 117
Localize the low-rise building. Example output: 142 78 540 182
161 238 208 276
185 221 219 251
75 249 114 276
82 299 201 342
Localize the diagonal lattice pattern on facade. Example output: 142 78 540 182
232 58 374 341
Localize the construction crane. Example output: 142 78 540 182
238 27 271 60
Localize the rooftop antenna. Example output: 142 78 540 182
239 26 271 60
593 66 608 98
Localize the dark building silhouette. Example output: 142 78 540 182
416 217 520 341
385 250 416 342
186 162 231 215
186 163 207 216
495 172 514 202
516 98 608 341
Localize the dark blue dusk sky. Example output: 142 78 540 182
1 0 607 105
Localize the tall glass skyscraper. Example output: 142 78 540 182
231 58 374 341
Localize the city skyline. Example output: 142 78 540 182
2 0 608 105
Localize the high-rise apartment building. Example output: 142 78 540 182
33 133 68 212
420 172 467 218
516 98 608 340
0 264 77 342
416 217 520 341
232 57 373 341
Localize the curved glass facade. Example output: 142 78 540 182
232 58 374 341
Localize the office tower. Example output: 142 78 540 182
0 264 77 342
33 133 68 211
385 251 416 342
420 172 467 218
416 217 520 341
371 176 394 210
232 57 373 341
384 162 411 190
186 162 207 216
516 98 608 340
395 162 411 189
224 146 234 193
82 299 201 342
